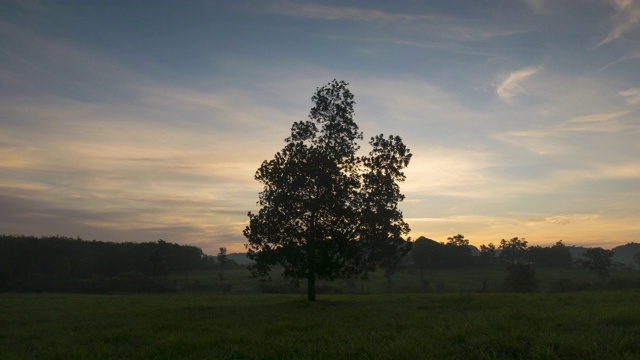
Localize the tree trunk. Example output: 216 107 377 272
307 273 316 301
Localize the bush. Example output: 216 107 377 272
503 264 538 292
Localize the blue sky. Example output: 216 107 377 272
1 0 639 254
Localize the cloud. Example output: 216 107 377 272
496 110 634 152
597 0 640 46
262 2 432 22
523 0 546 14
260 1 531 47
562 111 632 132
598 50 640 71
0 21 139 97
496 66 541 102
568 111 629 123
519 213 602 226
619 87 640 104
402 148 495 199
406 215 505 224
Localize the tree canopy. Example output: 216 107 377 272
244 80 412 301
499 237 529 264
579 247 614 278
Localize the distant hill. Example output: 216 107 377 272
568 246 589 262
228 253 252 265
567 243 640 268
611 243 640 268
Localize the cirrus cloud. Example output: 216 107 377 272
496 66 541 102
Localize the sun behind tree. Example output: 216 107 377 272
244 80 412 301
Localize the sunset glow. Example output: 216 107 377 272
1 1 639 254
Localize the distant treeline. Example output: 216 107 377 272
2 234 638 294
0 235 239 293
409 236 573 269
408 236 640 269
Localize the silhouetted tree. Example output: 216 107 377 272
217 247 228 269
480 243 496 258
528 240 572 268
499 237 528 264
579 247 613 278
443 234 472 266
245 80 412 301
447 234 468 247
634 252 640 271
479 242 496 266
411 237 440 289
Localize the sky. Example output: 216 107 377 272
1 0 639 255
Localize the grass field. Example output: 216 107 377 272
1 291 639 359
174 265 639 294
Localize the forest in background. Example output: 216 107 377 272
0 235 243 293
1 234 639 294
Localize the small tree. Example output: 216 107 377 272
498 237 536 292
245 80 412 301
447 234 468 247
217 247 228 269
443 234 471 266
499 237 528 264
479 242 496 266
634 252 640 271
579 247 613 278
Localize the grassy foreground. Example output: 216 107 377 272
1 292 639 359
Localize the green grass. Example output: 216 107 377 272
1 291 640 359
171 266 639 294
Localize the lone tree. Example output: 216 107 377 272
499 237 537 292
579 247 613 278
244 80 412 301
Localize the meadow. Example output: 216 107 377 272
175 265 639 294
1 291 639 359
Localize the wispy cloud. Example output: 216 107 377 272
568 111 629 123
598 50 640 71
260 1 530 46
597 0 640 46
262 2 433 22
563 111 632 132
496 66 541 102
619 87 640 104
403 147 495 199
523 0 546 14
519 213 601 226
496 110 634 149
339 36 510 57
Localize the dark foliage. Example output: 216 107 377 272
410 235 474 271
579 247 614 278
245 80 412 301
0 235 206 293
503 264 538 292
528 240 573 268
499 237 529 264
410 236 439 289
